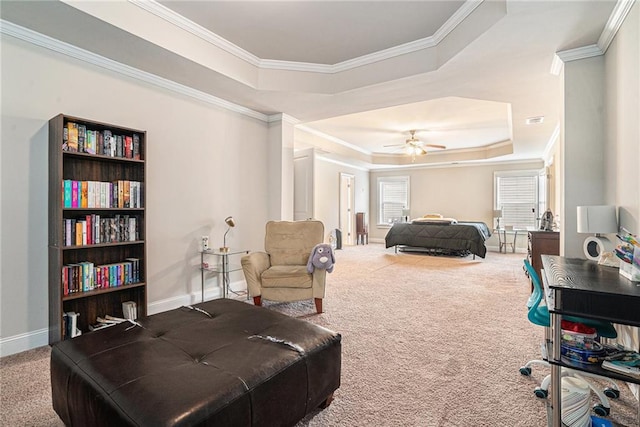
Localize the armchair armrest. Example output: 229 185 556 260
311 269 327 299
241 252 270 297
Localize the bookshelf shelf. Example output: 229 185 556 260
48 114 147 343
62 282 147 302
61 241 145 250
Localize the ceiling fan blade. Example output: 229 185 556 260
383 143 405 147
424 143 446 149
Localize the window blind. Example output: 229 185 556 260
378 177 409 225
496 174 537 229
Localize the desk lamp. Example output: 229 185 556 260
220 216 235 252
576 205 617 261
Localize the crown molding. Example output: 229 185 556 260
598 0 636 53
370 157 544 172
268 113 300 125
555 0 634 64
296 125 372 155
549 54 564 76
0 20 268 122
556 44 604 63
316 155 370 172
128 0 261 67
129 0 483 74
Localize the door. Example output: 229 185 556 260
294 151 314 221
339 173 355 245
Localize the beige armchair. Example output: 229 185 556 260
241 220 327 314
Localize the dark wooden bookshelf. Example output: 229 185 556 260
48 114 147 344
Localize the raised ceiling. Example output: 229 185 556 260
0 0 623 168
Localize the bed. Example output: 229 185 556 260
384 219 491 259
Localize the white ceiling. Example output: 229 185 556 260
0 0 622 168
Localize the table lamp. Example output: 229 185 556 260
493 209 503 229
576 205 617 261
402 208 411 223
220 216 235 252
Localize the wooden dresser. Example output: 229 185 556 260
527 231 559 291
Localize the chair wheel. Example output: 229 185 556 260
604 388 620 399
519 367 532 376
534 387 548 399
593 404 610 416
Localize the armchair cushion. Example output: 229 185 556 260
262 265 312 288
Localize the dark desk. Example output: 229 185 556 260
541 255 640 427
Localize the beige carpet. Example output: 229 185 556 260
1 244 638 426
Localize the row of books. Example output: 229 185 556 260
63 122 141 160
62 179 143 209
63 214 139 247
62 258 141 295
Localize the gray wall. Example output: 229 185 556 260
603 2 640 393
1 35 273 356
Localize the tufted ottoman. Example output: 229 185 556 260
50 299 341 426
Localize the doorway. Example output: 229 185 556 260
339 173 355 245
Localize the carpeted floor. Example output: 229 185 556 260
1 244 638 426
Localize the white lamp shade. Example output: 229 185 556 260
576 205 617 234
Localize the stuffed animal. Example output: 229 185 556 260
307 243 335 273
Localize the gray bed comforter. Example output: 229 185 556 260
384 221 491 258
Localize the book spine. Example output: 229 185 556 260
132 134 140 160
63 180 72 208
86 130 96 154
77 124 86 153
67 122 78 152
125 135 133 159
71 181 79 208
116 135 123 158
81 181 88 208
62 126 69 151
86 214 92 245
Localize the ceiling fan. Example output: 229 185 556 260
384 130 446 161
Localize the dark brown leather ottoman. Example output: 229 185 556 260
51 299 341 426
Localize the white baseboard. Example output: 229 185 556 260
0 328 49 358
0 280 246 358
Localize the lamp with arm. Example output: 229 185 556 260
576 205 617 261
220 216 235 252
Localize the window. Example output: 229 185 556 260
378 176 409 225
494 171 539 229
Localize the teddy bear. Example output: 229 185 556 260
307 243 335 273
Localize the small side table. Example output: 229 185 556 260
494 228 520 253
200 249 249 302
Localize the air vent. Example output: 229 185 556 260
526 116 544 125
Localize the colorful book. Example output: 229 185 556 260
132 134 140 160
86 129 96 154
71 181 79 208
67 122 78 152
63 180 72 208
81 181 88 208
124 135 133 158
77 124 86 153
